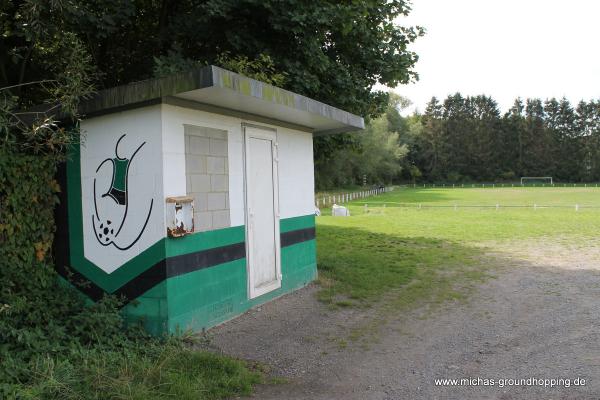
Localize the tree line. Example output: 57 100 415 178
315 94 600 188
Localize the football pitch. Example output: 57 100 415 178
315 187 600 307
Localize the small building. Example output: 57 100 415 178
54 66 364 334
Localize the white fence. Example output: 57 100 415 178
405 183 600 189
315 187 393 208
344 201 600 211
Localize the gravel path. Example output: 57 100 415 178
204 242 600 399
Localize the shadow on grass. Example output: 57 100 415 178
316 224 496 347
316 224 493 311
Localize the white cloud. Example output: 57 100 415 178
382 0 600 115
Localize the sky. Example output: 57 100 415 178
385 0 600 115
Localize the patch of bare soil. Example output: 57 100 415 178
201 241 600 399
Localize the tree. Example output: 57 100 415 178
500 98 526 178
410 93 598 183
522 99 551 176
2 0 423 119
418 97 444 180
314 95 409 188
576 100 600 180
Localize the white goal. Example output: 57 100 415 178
520 177 553 185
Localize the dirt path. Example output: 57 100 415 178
203 243 600 399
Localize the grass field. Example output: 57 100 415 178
316 187 600 309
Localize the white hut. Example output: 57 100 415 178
54 66 363 334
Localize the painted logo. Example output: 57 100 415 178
92 134 154 250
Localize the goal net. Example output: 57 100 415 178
520 177 553 185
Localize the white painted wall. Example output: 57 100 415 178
161 104 245 226
162 103 315 225
80 106 164 273
275 127 315 219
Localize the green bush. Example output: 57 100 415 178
0 148 261 398
0 148 136 387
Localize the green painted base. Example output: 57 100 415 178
166 240 316 333
122 215 317 335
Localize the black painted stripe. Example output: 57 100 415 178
281 227 316 247
53 163 108 301
114 259 167 302
166 242 246 278
55 262 107 302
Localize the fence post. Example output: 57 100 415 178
575 204 579 212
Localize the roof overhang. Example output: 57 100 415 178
43 66 364 135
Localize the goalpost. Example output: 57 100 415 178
520 177 553 185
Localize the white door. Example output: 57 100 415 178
244 125 281 299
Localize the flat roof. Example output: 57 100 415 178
65 66 364 135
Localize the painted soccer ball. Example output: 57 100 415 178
95 219 116 245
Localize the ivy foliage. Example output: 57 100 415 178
0 148 140 392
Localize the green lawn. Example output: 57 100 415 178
361 186 600 207
316 187 600 308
